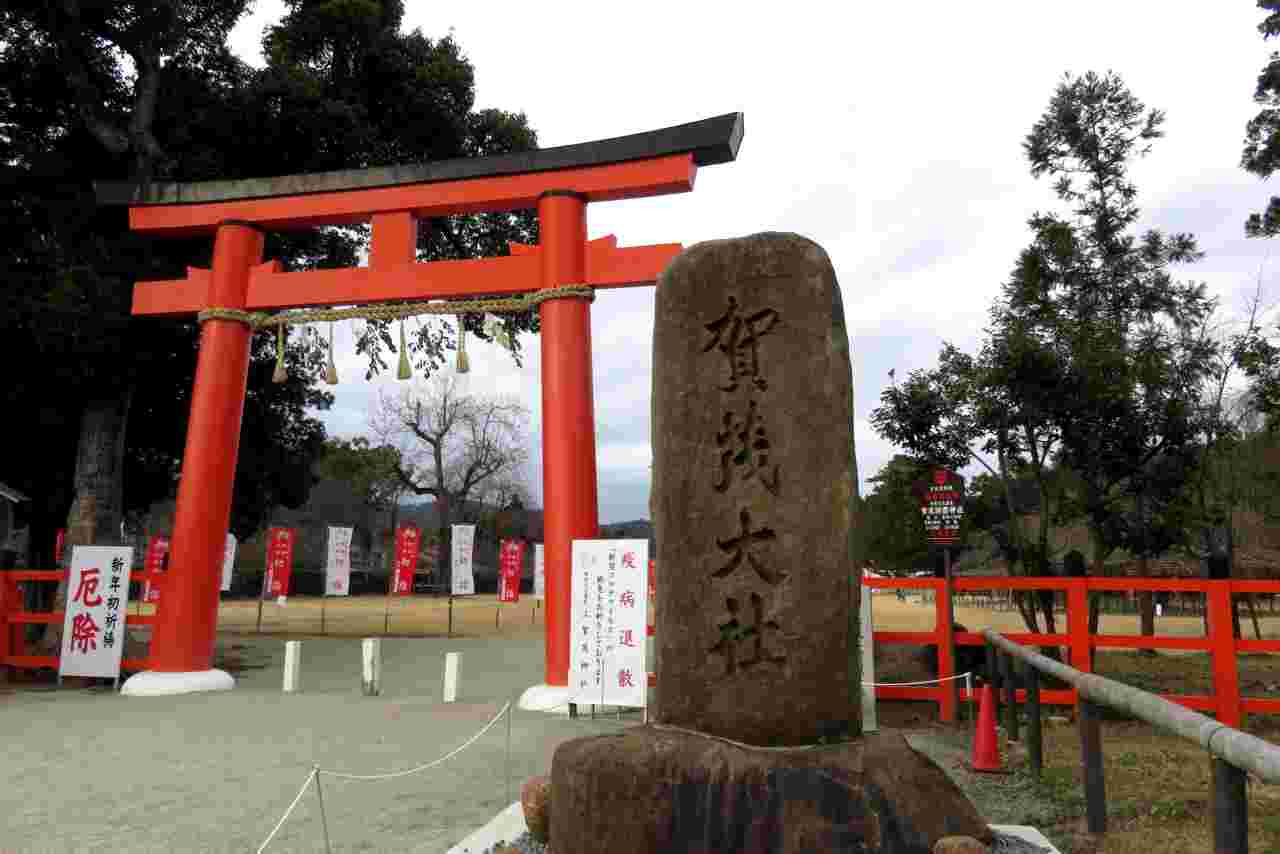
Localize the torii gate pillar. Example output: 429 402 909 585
537 191 597 688
122 222 263 695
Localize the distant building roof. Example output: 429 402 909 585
0 482 29 503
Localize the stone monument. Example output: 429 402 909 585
549 233 993 853
649 230 859 745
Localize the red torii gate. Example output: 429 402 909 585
96 114 742 696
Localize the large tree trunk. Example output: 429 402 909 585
41 391 146 659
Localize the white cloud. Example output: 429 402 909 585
228 1 1280 521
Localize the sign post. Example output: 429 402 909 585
569 539 648 709
59 546 134 689
915 467 966 721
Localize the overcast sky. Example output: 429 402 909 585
230 2 1280 524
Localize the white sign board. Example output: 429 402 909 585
450 524 475 595
325 526 353 596
59 546 134 679
221 533 236 592
533 544 545 599
569 539 648 708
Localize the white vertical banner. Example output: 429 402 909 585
325 526 353 596
59 546 134 679
533 544 545 599
569 539 648 708
221 533 237 592
450 524 475 595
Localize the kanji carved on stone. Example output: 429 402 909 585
712 508 785 584
709 592 788 676
713 399 780 494
701 295 780 392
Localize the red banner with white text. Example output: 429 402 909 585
266 528 296 597
143 535 169 603
498 539 525 603
393 525 420 595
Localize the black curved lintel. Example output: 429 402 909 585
96 112 743 207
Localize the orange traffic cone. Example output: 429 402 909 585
970 683 1004 773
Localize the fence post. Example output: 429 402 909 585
1078 699 1107 835
1208 582 1242 729
985 643 1001 726
937 577 957 723
0 576 9 679
1212 757 1248 854
1002 649 1019 742
362 638 382 697
1067 579 1091 713
1025 662 1042 778
283 640 301 693
860 580 878 733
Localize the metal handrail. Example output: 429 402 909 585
983 628 1280 784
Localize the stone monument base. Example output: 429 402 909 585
551 726 992 854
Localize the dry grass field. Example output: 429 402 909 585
203 592 549 639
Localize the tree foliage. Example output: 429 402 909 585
1242 0 1280 238
872 72 1219 641
861 455 931 573
0 1 543 562
1015 71 1216 573
316 437 406 513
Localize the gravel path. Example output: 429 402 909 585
904 725 1072 846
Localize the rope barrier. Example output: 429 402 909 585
257 701 512 851
318 701 512 781
863 672 973 687
255 768 319 854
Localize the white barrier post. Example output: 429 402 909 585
443 652 460 703
283 641 301 693
860 581 878 732
362 638 382 697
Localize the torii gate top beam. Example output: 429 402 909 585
95 113 743 237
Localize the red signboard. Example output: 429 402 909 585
393 525 420 595
55 529 65 564
266 528 296 597
498 539 525 603
144 535 170 603
917 468 965 545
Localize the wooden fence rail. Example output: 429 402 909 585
1 568 164 674
862 576 1280 726
983 628 1280 853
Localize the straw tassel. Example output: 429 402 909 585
325 322 338 385
397 318 412 380
456 315 470 374
272 323 288 384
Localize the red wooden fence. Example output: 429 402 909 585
1 568 165 676
864 576 1280 727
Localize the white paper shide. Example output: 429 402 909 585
59 546 134 679
569 539 648 707
451 524 475 595
325 526 353 596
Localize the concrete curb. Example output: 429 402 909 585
443 801 526 854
